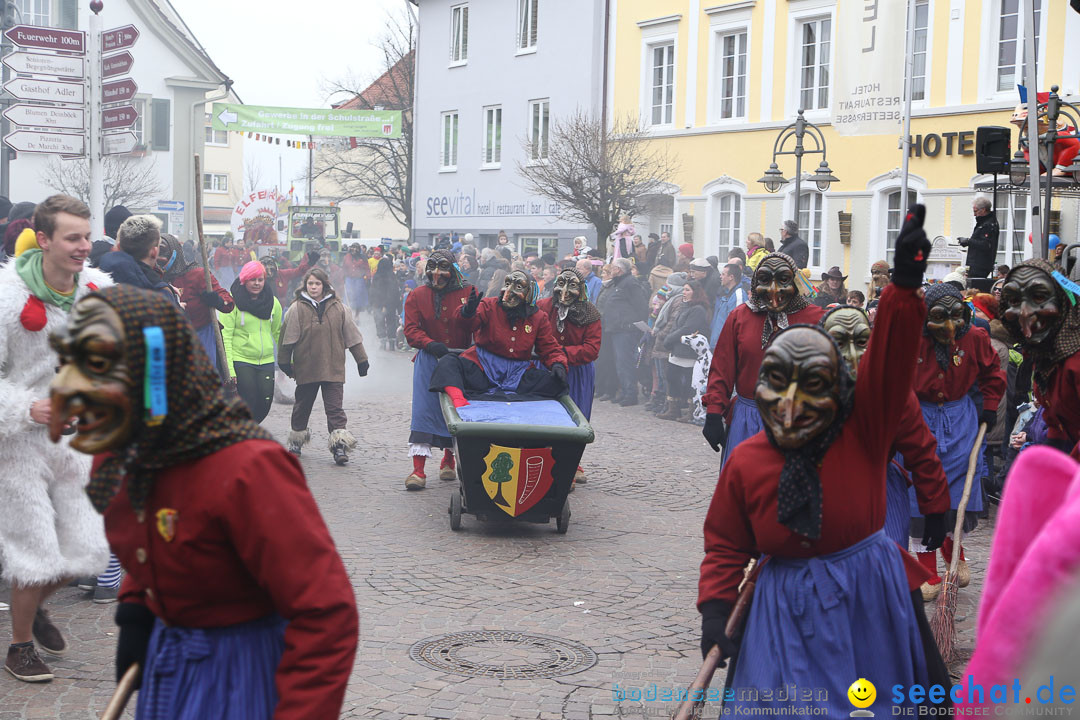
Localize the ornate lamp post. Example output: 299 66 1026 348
758 110 839 207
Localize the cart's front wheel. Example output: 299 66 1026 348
555 498 570 534
449 492 463 531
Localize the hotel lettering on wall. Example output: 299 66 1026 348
907 132 977 158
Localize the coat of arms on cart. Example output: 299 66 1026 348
481 445 555 517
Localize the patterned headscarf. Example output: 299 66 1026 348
157 233 194 283
746 252 811 348
923 282 971 369
1004 258 1080 392
426 249 465 319
85 286 272 514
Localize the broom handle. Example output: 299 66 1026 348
100 663 140 720
944 423 987 582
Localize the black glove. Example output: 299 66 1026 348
426 342 449 358
356 360 369 377
462 287 482 318
957 237 969 247
891 204 931 289
551 363 568 383
921 512 947 552
306 251 320 267
979 409 997 429
199 290 227 311
702 413 727 453
115 602 155 687
278 363 294 378
699 599 740 665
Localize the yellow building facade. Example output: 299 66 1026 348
610 0 1080 286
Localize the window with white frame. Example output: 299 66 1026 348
440 111 459 170
482 105 502 167
450 4 469 64
798 17 831 111
203 173 228 193
994 195 1028 267
519 236 558 258
797 191 825 268
16 0 49 26
911 0 929 101
528 99 550 162
204 114 228 146
715 29 748 120
648 42 675 126
997 0 1041 92
713 193 742 260
884 190 919 262
132 97 147 147
518 0 538 51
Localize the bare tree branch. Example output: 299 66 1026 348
244 156 264 194
40 155 166 210
517 112 678 251
314 9 414 229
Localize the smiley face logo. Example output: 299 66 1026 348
847 678 876 709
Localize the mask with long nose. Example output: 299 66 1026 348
501 270 533 310
926 295 967 346
752 256 798 313
48 297 134 454
1001 265 1063 347
755 328 841 449
822 307 871 378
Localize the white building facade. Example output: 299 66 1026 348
5 0 229 241
412 0 605 256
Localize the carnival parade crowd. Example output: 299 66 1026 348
1 189 1080 719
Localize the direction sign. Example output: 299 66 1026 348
3 104 84 130
4 77 84 104
101 51 133 78
210 102 403 139
101 25 139 53
5 25 85 54
102 78 137 104
4 129 84 155
2 51 84 78
102 131 137 155
102 104 138 130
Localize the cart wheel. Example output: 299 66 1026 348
555 498 570 534
449 492 463 531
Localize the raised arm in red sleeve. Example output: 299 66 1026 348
277 255 311 283
969 326 1007 413
532 311 568 368
893 393 950 515
698 458 756 607
225 445 358 720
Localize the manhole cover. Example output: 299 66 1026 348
409 631 598 679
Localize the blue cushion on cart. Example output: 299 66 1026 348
456 400 577 428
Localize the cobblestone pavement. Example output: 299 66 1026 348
0 336 994 719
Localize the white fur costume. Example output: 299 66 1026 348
0 260 112 586
680 332 713 422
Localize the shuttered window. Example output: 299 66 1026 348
151 98 170 151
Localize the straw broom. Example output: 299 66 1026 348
930 422 987 664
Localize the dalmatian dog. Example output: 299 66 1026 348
680 332 713 423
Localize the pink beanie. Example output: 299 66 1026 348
239 260 265 283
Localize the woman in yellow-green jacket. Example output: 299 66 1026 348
222 261 282 422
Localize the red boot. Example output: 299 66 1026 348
917 551 940 601
406 455 427 491
439 449 457 481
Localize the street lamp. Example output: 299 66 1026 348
1009 149 1030 186
758 109 839 209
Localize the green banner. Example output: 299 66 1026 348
210 103 402 139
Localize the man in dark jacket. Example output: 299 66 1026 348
89 205 132 267
598 258 648 405
646 231 677 271
777 220 809 269
960 196 999 281
97 215 179 306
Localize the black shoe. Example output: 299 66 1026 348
619 396 638 407
333 448 348 465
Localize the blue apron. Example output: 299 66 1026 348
910 396 985 516
475 346 533 393
721 395 763 468
136 615 286 720
885 457 911 548
568 362 596 420
728 530 927 717
412 349 451 437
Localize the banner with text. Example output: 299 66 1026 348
831 0 907 136
211 103 402 139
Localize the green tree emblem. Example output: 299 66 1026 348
489 452 515 507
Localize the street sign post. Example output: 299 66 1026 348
3 104 85 130
5 25 85 54
210 102 403 139
101 25 138 53
4 76 84 104
102 77 136 104
4 129 84 154
101 50 133 78
101 104 138 130
102 131 137 155
2 51 84 78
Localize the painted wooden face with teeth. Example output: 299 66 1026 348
752 256 798 313
501 270 533 309
552 270 583 307
1001 266 1063 348
426 257 453 290
755 327 841 449
48 296 134 454
926 295 967 346
822 308 871 378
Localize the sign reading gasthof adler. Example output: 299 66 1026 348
831 0 906 136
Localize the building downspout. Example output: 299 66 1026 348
192 81 233 239
601 0 611 132
406 0 420 243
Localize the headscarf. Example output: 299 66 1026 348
553 268 601 331
923 282 971 369
86 286 272 514
745 252 811 348
157 233 194 282
1005 259 1080 392
425 249 464 319
763 324 856 540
